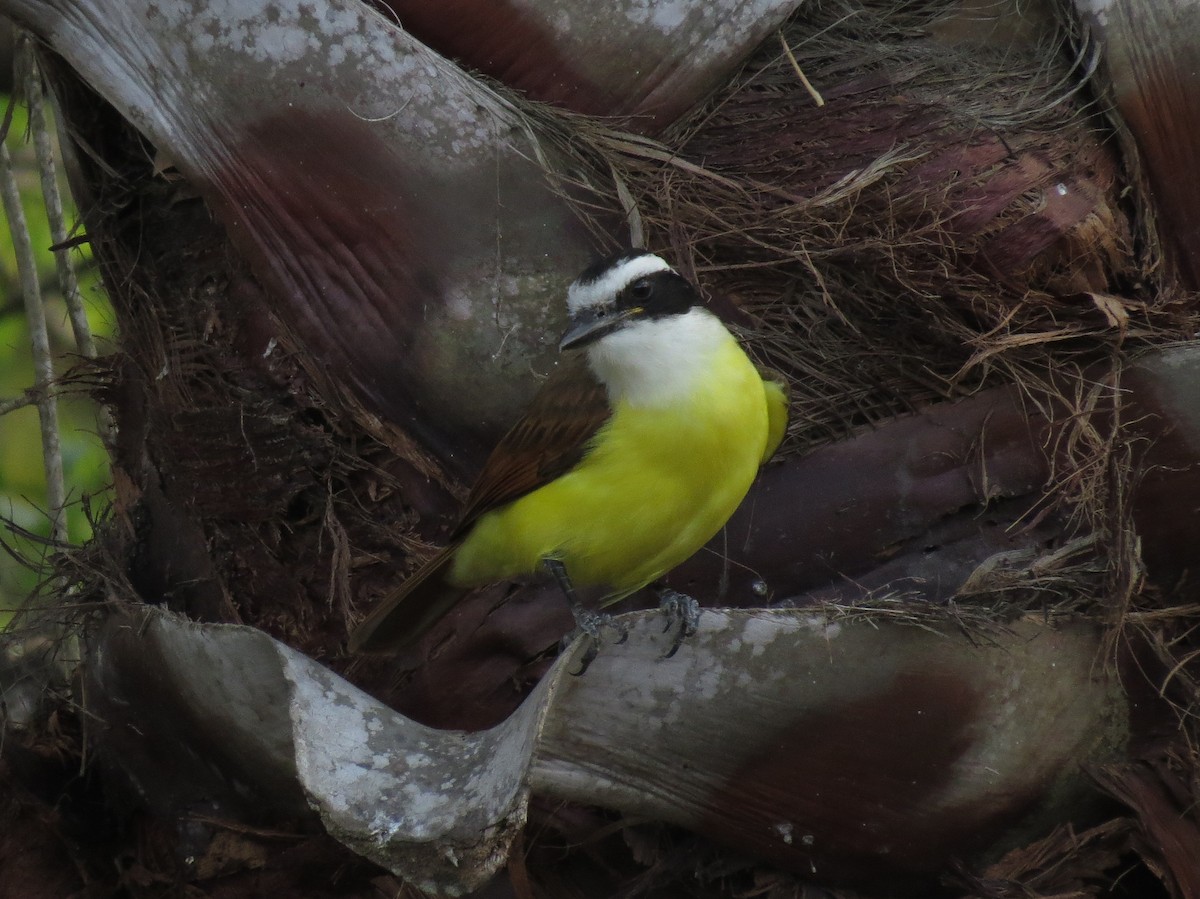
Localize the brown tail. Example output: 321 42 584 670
347 546 468 652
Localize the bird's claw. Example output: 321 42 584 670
562 609 628 675
657 589 700 659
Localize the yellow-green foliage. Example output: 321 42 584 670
0 98 114 620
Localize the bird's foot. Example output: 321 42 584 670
561 608 628 676
656 588 701 659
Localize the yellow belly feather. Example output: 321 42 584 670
449 338 774 597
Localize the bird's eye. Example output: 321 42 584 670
630 279 654 300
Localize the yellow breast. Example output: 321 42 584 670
449 333 774 598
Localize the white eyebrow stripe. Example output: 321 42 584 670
566 254 673 313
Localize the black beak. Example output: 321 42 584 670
559 305 644 352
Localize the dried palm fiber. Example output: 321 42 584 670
1072 5 1200 851
549 0 1185 437
521 0 1197 620
23 72 447 668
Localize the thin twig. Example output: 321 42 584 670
23 38 93 358
21 35 116 450
0 123 67 544
778 32 825 107
0 386 41 416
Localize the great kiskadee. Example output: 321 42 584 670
349 252 788 658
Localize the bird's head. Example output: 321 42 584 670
559 252 702 353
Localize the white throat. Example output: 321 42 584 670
586 308 730 407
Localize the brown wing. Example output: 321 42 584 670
346 546 460 652
349 361 609 653
452 359 611 536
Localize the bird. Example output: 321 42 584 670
349 251 788 665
